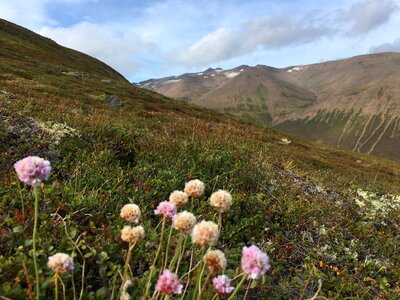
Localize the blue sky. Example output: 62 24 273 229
1 0 400 82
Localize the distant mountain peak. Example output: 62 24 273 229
139 53 400 161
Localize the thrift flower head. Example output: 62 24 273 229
169 190 189 208
210 190 232 212
184 179 205 198
154 201 177 219
120 203 141 223
192 220 219 247
241 245 271 279
203 249 227 272
14 156 51 186
47 253 74 274
155 269 183 296
121 225 145 244
213 275 234 294
172 211 196 233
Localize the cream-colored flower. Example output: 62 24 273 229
169 191 189 208
184 179 205 198
47 253 74 274
172 211 196 233
192 220 219 247
121 225 145 244
120 204 141 223
210 190 232 212
203 249 227 272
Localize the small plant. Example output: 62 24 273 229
14 156 51 299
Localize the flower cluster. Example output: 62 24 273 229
241 245 271 279
121 225 145 244
192 220 219 247
169 190 189 207
154 201 177 219
172 211 196 233
184 179 205 198
155 269 183 295
14 156 51 186
47 253 74 274
204 249 227 272
120 203 141 223
213 275 234 294
12 155 272 300
210 190 232 212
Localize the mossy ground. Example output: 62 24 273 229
1 19 400 299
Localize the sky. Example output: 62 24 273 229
1 0 400 82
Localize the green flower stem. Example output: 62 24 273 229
194 262 206 299
227 273 248 300
180 246 195 300
192 246 207 300
33 186 40 300
144 217 166 297
163 225 173 270
18 181 25 216
196 272 212 300
123 242 136 284
169 232 183 270
54 274 59 300
175 234 188 273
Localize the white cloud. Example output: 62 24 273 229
339 0 399 35
169 15 332 67
167 0 399 68
0 0 96 28
370 38 400 52
39 22 152 76
0 0 54 28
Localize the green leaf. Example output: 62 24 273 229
70 228 77 239
13 225 24 233
98 251 109 262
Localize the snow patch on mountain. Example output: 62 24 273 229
225 71 240 78
162 79 182 84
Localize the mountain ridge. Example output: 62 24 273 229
139 52 400 160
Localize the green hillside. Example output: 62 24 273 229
1 19 400 299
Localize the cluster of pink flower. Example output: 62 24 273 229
149 179 271 297
14 156 272 298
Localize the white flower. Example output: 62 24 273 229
210 190 232 212
120 204 141 223
172 211 197 233
47 253 74 273
192 221 219 247
184 180 205 198
169 191 189 207
121 225 145 243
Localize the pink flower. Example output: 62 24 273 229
154 201 177 219
155 269 183 295
241 245 271 279
212 275 234 294
14 156 51 186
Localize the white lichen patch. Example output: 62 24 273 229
37 121 80 145
279 138 291 145
355 189 400 216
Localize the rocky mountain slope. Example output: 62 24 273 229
139 53 400 160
